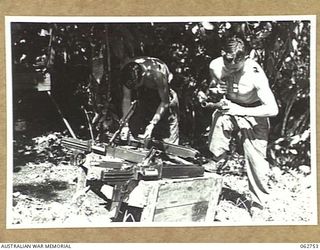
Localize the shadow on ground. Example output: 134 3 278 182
13 180 70 202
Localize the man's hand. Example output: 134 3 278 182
120 125 130 141
220 100 244 116
197 90 208 103
210 81 228 95
142 123 155 140
217 81 228 94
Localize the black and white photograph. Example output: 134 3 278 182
5 16 317 228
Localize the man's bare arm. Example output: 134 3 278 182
151 73 170 125
254 79 279 116
142 73 170 139
208 59 227 95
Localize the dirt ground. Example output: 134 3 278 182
9 133 315 227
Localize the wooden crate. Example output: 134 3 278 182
122 174 223 223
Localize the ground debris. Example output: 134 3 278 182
10 132 314 225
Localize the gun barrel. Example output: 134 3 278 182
61 137 92 152
61 137 107 155
143 138 200 159
201 101 217 109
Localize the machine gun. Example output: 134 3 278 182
61 136 204 180
60 99 204 219
61 95 203 179
61 98 202 165
61 135 204 219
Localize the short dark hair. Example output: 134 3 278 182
120 62 143 89
222 36 246 60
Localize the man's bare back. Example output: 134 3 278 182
131 57 172 90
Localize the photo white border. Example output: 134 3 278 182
5 15 317 229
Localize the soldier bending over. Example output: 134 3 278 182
120 57 179 144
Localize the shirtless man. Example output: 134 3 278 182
205 36 278 211
120 57 179 144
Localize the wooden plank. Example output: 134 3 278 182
154 177 221 210
153 201 209 222
205 175 223 222
139 182 160 222
76 166 87 192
